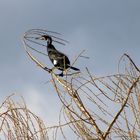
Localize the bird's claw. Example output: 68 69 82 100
58 72 64 77
44 67 52 73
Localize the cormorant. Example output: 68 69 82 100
39 35 80 76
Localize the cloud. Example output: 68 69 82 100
23 86 61 125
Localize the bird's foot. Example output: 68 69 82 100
44 67 52 73
57 72 64 77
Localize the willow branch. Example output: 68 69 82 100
104 74 140 139
52 74 104 140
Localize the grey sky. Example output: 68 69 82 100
0 0 140 139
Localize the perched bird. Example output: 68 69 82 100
38 35 80 76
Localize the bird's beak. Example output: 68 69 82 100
35 36 44 40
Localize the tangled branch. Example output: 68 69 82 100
0 94 48 140
21 29 140 140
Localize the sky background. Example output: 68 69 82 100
0 0 140 139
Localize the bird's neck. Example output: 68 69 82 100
47 44 56 51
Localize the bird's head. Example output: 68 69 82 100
36 35 52 44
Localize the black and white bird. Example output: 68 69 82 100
38 35 80 76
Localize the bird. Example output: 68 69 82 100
38 35 80 77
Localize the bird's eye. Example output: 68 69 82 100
43 37 46 40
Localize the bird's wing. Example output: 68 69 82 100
49 50 68 60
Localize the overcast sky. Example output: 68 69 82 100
0 0 140 139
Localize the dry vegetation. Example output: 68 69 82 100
0 29 139 140
0 94 48 140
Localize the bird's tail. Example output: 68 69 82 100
70 66 80 71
